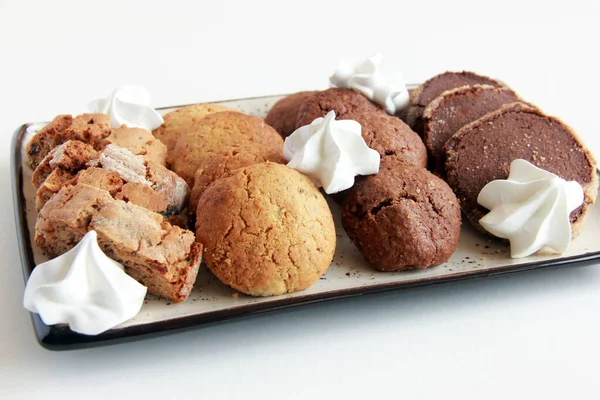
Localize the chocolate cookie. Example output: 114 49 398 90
196 162 336 296
444 102 598 236
295 88 384 129
342 111 427 168
171 111 285 186
189 151 269 214
404 71 505 136
342 159 461 271
265 91 317 138
423 85 521 174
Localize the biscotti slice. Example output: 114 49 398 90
404 71 506 136
26 115 73 169
443 102 598 236
423 85 522 174
101 126 167 166
90 200 202 302
90 145 189 214
32 140 99 189
35 183 203 302
35 184 114 256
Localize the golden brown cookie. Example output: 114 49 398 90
172 111 285 186
153 103 235 156
189 151 270 214
195 162 336 296
265 91 317 138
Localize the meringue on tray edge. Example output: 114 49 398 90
23 231 147 336
329 53 409 115
477 159 584 259
283 110 380 194
89 85 164 131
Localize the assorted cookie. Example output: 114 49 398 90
342 159 461 271
402 71 505 136
23 62 598 328
195 162 336 296
171 111 285 185
423 84 522 174
444 102 598 235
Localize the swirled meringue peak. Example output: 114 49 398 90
477 159 584 258
23 231 147 335
89 85 164 131
329 54 409 115
284 110 380 194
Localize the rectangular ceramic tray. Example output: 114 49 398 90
12 93 600 350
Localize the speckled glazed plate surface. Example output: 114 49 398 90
12 93 600 350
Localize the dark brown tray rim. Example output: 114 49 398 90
12 97 600 351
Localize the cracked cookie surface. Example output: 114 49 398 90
172 111 285 186
295 88 384 129
195 162 336 296
342 159 461 271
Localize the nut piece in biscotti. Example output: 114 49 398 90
443 102 598 236
35 184 115 257
342 159 461 271
89 199 202 303
32 140 99 189
189 151 270 214
35 183 203 303
90 144 189 215
196 162 336 296
423 85 522 174
172 111 285 186
295 88 384 129
152 103 236 157
26 114 111 169
404 71 506 136
265 91 317 138
101 126 167 166
341 111 427 168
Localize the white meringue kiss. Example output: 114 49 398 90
330 53 409 115
284 110 380 194
477 159 584 258
89 85 163 131
23 231 147 335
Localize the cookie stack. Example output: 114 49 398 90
266 87 462 272
402 71 598 238
27 114 201 303
154 105 337 297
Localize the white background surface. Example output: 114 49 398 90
1 0 600 398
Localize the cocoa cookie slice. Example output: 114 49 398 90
342 159 461 271
444 102 598 235
265 91 317 138
196 162 336 296
172 111 285 186
342 111 427 168
404 71 505 136
295 88 384 129
423 85 521 174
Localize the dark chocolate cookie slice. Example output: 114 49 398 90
444 102 598 235
404 71 505 136
423 85 521 174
